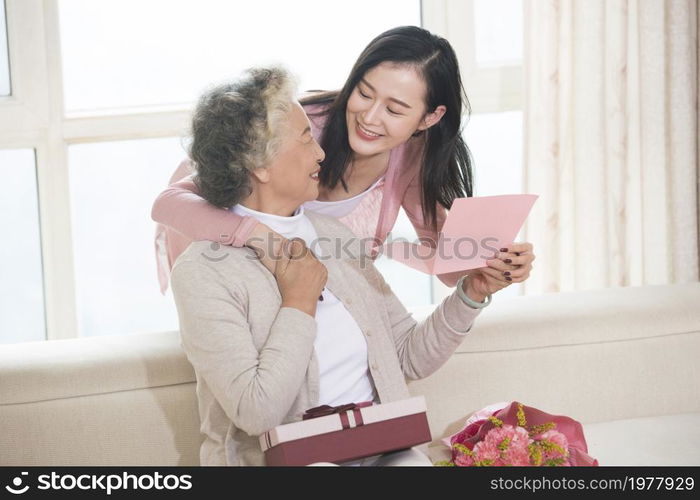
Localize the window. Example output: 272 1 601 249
468 112 523 198
0 0 9 96
68 138 185 337
1 0 425 342
423 0 524 302
0 149 45 343
473 0 522 67
375 209 432 307
2 1 524 342
58 0 421 112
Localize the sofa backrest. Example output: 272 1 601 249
1 283 698 466
408 283 700 439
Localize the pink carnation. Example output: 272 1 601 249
535 429 570 465
453 451 475 466
473 424 531 466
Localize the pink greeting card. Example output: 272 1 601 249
384 194 538 274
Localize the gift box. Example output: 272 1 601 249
259 396 431 466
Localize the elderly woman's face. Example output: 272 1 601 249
264 102 325 207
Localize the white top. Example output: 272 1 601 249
232 203 377 406
303 176 385 218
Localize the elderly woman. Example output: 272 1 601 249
171 67 494 466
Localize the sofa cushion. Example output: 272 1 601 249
584 412 700 465
427 412 700 466
0 383 201 466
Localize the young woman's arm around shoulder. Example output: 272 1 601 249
151 159 286 275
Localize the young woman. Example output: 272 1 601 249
153 26 535 294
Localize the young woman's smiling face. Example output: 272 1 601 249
345 62 445 160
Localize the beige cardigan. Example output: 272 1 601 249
171 212 482 466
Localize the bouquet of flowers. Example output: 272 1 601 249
436 402 598 466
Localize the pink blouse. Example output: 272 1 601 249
337 179 385 242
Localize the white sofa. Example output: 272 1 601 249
1 283 699 466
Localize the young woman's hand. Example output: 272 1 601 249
274 238 328 317
462 242 536 301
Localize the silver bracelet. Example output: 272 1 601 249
456 275 492 309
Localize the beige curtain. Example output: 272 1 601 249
523 0 699 294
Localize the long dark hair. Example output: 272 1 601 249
301 26 474 229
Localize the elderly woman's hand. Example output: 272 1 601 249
246 222 289 275
462 242 536 300
275 238 328 317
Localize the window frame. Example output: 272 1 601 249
0 0 192 340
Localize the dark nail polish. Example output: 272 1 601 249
505 277 512 281
500 248 508 252
504 259 512 264
515 252 521 256
503 271 511 276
